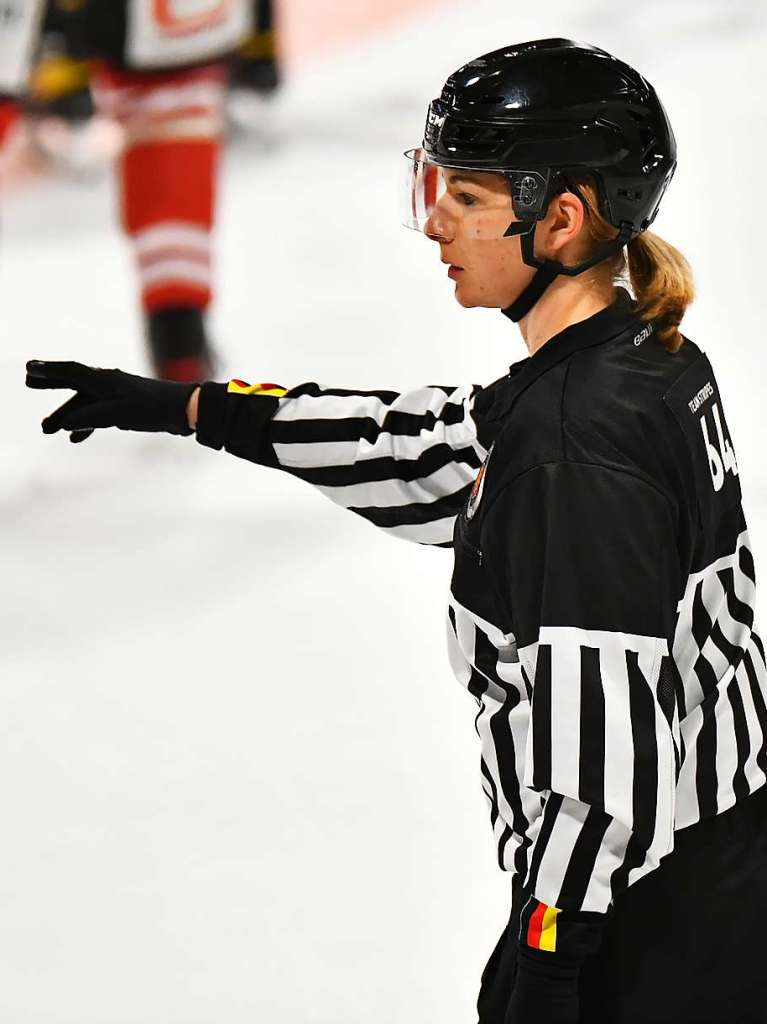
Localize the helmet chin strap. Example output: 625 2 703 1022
500 219 635 324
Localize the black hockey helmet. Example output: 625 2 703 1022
404 39 677 320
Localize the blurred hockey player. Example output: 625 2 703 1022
90 55 231 381
2 0 269 382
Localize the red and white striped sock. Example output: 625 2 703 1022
91 61 226 313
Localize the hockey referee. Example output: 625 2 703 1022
27 39 767 1024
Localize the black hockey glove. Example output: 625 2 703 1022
504 948 580 1024
25 360 199 443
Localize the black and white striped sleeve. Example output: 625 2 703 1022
195 378 489 546
482 461 681 963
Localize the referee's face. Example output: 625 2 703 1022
424 170 535 310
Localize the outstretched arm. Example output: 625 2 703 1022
190 376 492 546
27 363 497 547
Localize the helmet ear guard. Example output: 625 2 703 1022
505 169 552 222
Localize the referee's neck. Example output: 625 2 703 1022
519 276 618 357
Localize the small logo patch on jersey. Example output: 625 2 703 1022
466 443 494 520
687 380 714 414
633 323 654 346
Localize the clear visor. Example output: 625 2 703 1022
401 147 447 231
401 148 552 237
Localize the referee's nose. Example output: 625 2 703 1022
425 199 454 244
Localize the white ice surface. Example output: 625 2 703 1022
2 2 767 1021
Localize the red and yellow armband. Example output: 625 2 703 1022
194 379 286 466
227 379 287 397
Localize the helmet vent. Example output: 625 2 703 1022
437 121 509 155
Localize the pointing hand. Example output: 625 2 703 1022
25 360 201 443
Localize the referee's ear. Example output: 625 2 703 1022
538 190 587 263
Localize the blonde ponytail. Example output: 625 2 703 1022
624 231 694 352
572 177 695 353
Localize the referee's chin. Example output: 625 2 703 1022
452 274 524 310
452 278 482 307
453 284 502 309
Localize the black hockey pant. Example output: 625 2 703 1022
477 783 767 1024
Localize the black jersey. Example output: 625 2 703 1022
195 287 766 965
